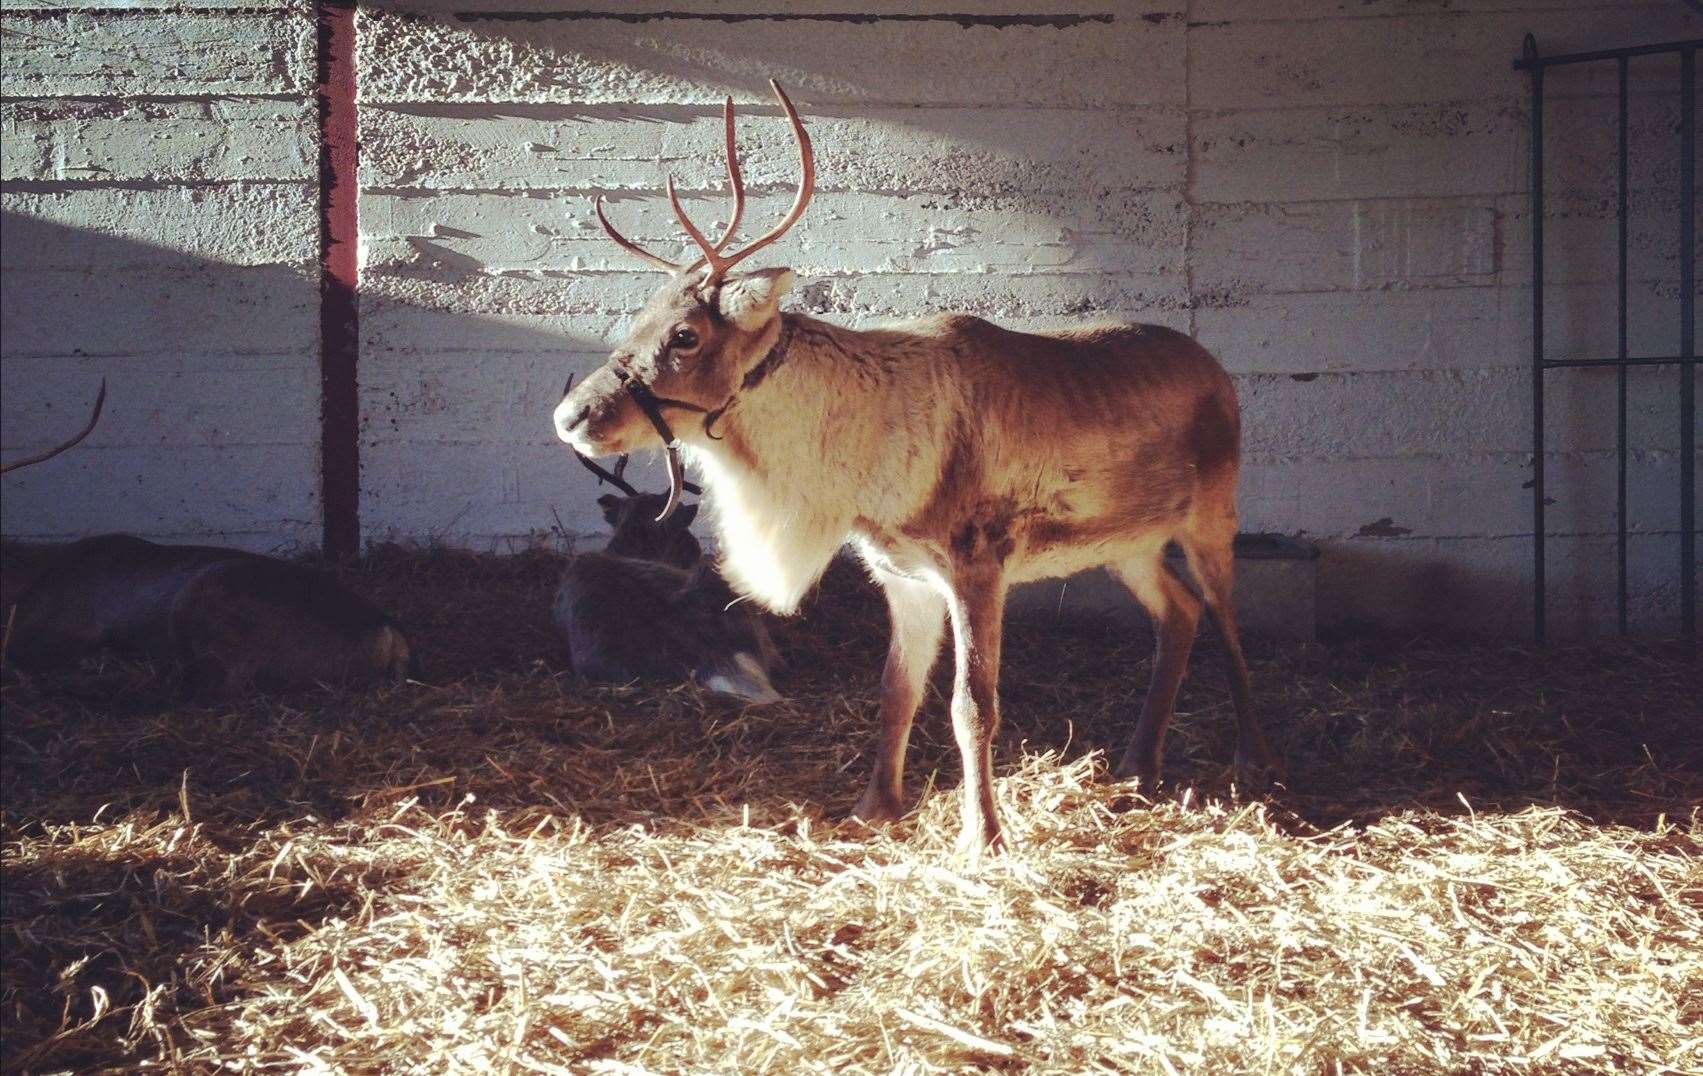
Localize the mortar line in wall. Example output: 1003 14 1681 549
1331 529 1696 542
357 102 1189 115
5 4 305 14
1182 3 1678 29
449 10 1114 27
356 184 1188 199
351 93 1661 115
0 93 311 104
1 179 315 192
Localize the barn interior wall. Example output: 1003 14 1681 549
2 0 1697 635
1 0 323 549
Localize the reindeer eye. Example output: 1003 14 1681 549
669 328 700 351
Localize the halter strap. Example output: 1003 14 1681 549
704 314 795 441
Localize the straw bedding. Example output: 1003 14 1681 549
2 548 1698 1073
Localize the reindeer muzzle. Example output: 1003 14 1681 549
561 373 703 523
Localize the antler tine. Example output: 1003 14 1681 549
572 447 641 497
0 378 106 475
682 96 747 276
593 195 683 273
706 79 815 281
666 174 728 278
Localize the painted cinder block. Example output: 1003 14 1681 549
1193 199 1500 296
0 100 316 183
357 5 1185 107
1235 366 1684 460
360 438 619 547
1197 279 1686 376
1238 450 1688 541
1194 95 1685 207
1188 7 1689 112
0 443 320 550
0 8 314 97
360 189 1188 277
359 105 1186 196
2 187 318 269
0 352 318 450
360 350 590 444
1 266 318 356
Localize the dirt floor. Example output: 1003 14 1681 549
2 549 1699 1073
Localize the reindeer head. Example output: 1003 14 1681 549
553 81 814 518
569 450 702 567
600 492 701 569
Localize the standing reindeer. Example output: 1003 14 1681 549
554 82 1279 854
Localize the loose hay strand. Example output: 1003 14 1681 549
2 551 1700 1073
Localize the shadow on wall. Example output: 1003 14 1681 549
0 211 619 551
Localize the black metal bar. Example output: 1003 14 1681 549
1527 34 1546 643
1542 355 1701 369
1513 38 1703 70
1616 56 1629 635
1679 47 1696 638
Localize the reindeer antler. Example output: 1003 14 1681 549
1 379 106 475
594 81 813 284
594 95 750 274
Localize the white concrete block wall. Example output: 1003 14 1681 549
4 1 1697 635
355 0 1698 635
0 0 322 550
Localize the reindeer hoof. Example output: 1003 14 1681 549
848 790 905 827
1111 753 1163 795
954 824 1006 865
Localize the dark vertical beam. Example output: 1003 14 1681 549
1678 47 1696 637
1526 34 1547 643
1616 56 1628 635
318 0 360 559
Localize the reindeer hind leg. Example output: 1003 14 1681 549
1108 546 1202 792
1178 521 1281 788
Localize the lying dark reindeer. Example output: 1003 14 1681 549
3 385 411 699
6 536 411 699
554 451 780 704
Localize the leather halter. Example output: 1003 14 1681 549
589 315 795 524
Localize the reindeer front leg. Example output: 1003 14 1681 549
852 568 946 824
944 568 1007 858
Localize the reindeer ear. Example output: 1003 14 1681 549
716 267 795 331
597 493 623 524
672 502 699 529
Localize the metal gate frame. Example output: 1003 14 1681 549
1515 34 1700 642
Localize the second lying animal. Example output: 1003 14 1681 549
6 535 411 698
553 480 780 704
